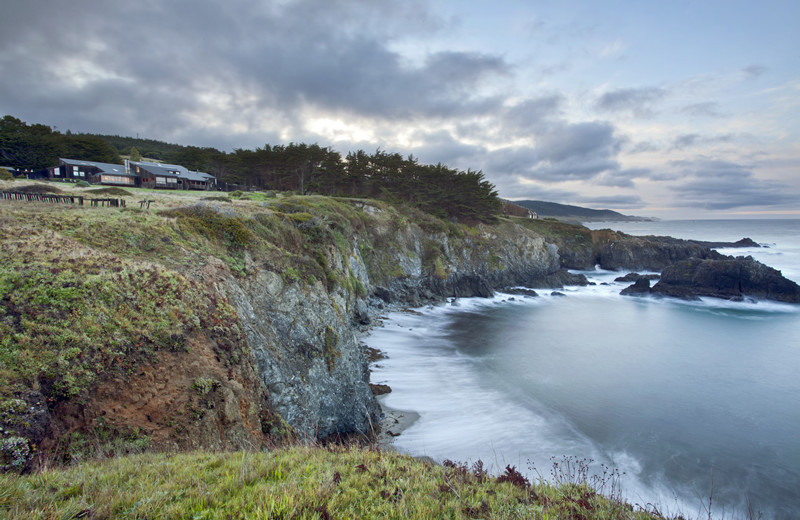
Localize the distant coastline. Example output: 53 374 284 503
507 199 656 223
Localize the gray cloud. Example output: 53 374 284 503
669 158 798 210
506 186 580 202
575 194 644 208
595 87 666 117
671 133 740 151
742 65 767 78
681 102 724 118
626 140 661 154
502 95 564 134
0 0 508 146
594 168 651 188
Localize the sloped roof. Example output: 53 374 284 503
130 161 215 182
59 158 132 176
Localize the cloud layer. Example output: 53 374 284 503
1 0 798 218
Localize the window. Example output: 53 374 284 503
156 177 166 185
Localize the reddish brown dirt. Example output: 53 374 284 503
42 332 277 456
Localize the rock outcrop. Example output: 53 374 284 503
590 231 716 271
649 255 800 303
223 268 381 440
198 210 586 441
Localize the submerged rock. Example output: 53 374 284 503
503 288 540 298
615 272 660 283
620 277 653 297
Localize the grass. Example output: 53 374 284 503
506 217 593 242
0 185 246 404
0 220 243 401
1 181 680 517
0 446 673 520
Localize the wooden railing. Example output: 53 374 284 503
1 191 127 208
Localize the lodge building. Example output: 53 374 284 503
44 158 217 190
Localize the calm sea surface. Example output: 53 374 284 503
368 220 800 519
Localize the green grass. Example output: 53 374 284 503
0 210 244 403
506 217 593 242
0 447 671 520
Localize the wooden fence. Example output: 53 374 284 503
1 191 126 207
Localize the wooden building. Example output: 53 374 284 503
50 159 136 185
129 161 216 190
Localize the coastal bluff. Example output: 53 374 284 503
1 189 796 471
0 192 581 469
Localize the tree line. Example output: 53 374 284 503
0 116 121 170
1 115 501 223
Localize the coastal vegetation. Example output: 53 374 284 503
0 446 671 519
0 180 688 518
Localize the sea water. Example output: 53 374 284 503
368 220 800 519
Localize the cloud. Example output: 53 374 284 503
668 158 799 210
576 194 644 208
742 65 767 78
0 0 509 145
502 95 564 134
473 119 624 185
595 87 666 117
531 121 623 180
600 39 627 58
670 133 740 151
626 140 661 154
681 102 724 118
594 168 651 188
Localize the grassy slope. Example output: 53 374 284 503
0 447 667 520
0 182 670 519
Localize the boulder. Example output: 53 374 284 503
503 288 540 298
1 390 49 473
689 237 761 249
615 272 660 283
651 255 800 303
620 277 656 297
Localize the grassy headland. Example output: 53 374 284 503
0 181 680 519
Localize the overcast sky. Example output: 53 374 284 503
2 0 798 218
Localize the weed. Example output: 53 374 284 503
497 465 530 488
191 377 218 396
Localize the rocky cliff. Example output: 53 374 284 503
1 194 587 470
214 204 585 441
4 190 791 471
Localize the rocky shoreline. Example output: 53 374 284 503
4 192 798 470
363 231 799 447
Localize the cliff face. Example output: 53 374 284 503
215 206 578 440
360 216 579 305
6 191 793 471
3 195 590 470
222 267 380 440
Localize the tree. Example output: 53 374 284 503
129 146 142 161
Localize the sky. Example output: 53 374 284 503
1 0 798 219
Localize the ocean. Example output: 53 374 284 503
367 219 800 519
